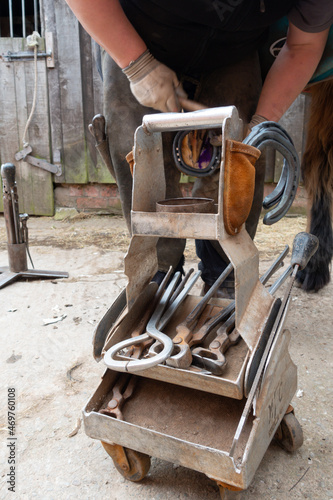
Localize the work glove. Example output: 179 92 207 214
122 49 187 112
245 114 268 138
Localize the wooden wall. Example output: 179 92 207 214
0 37 54 215
42 0 110 185
0 0 111 215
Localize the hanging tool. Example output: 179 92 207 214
88 114 115 178
229 232 319 458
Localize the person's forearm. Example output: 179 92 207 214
256 27 329 122
65 0 147 68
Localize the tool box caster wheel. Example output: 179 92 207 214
275 412 304 453
217 483 243 499
101 442 151 481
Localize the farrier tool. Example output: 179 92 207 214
191 297 281 378
103 274 178 372
190 246 289 373
163 263 234 368
103 269 202 372
88 114 115 179
189 245 288 348
190 244 304 377
156 245 287 371
127 267 182 359
229 232 319 458
147 269 203 358
93 288 127 361
100 374 137 421
0 163 68 289
101 267 179 359
99 272 199 413
192 312 236 373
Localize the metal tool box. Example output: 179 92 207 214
83 106 305 498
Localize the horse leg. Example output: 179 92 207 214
296 81 333 291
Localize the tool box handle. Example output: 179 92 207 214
142 106 237 133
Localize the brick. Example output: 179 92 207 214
106 199 122 211
110 185 119 198
83 185 100 198
54 186 76 208
77 197 108 209
100 185 113 198
69 185 84 197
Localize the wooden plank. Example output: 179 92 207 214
79 26 112 183
21 38 54 215
0 39 20 212
0 39 21 213
53 0 88 183
92 42 103 115
79 26 98 182
12 37 33 214
91 39 114 183
43 0 65 183
0 39 20 158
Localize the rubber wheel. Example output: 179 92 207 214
101 442 151 481
218 485 227 499
275 412 304 452
218 486 243 499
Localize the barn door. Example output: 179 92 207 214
0 2 54 215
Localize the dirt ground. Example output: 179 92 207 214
0 212 332 500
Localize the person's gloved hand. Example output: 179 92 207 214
244 114 268 138
122 49 187 112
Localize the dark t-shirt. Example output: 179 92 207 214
120 0 333 72
289 0 333 32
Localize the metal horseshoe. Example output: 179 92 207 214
244 121 300 225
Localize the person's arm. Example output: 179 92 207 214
65 0 146 68
255 22 329 122
64 0 186 111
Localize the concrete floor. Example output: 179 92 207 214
0 214 332 500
